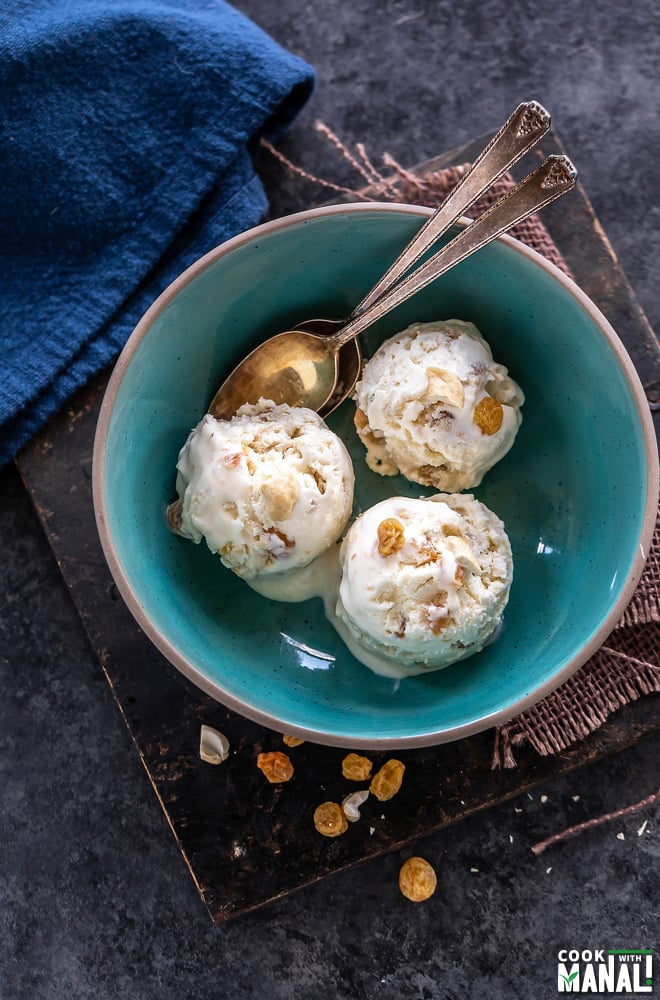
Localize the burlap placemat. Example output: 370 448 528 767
493 515 659 767
263 134 660 767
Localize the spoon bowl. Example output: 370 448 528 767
208 317 361 420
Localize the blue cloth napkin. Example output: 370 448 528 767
0 0 315 466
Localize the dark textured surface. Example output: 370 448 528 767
2 1 659 996
12 130 660 927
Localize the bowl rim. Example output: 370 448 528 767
92 200 659 749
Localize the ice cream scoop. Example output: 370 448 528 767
334 494 513 677
354 320 524 490
169 401 354 580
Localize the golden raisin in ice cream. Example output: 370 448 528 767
377 517 405 556
335 493 513 677
353 320 524 490
172 400 354 580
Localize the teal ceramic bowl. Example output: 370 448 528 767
93 203 658 748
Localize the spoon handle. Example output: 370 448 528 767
331 154 577 350
355 100 551 315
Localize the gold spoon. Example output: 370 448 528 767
306 101 552 419
209 104 568 421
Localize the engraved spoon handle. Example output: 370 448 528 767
331 154 577 350
355 100 551 315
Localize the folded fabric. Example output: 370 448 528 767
0 0 315 466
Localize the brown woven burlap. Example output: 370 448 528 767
264 138 660 767
492 513 659 767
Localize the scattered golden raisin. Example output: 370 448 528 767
313 801 348 837
399 856 438 902
282 734 305 748
342 752 373 782
370 758 406 801
473 395 504 435
377 517 405 556
256 751 294 783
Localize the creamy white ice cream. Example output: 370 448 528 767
354 320 524 491
335 493 513 677
171 400 354 580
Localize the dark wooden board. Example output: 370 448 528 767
16 131 660 923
